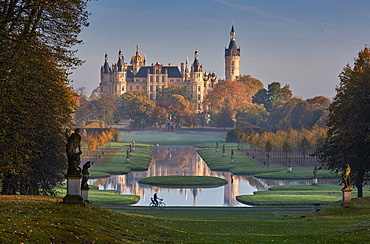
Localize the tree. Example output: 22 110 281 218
253 81 292 112
156 85 190 104
236 103 269 127
316 47 370 197
0 0 89 195
127 95 155 130
204 80 251 113
237 75 264 98
166 94 194 127
216 108 235 129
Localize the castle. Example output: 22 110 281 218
99 24 240 113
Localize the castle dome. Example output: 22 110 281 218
130 45 144 64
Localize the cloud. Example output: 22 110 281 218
212 0 303 24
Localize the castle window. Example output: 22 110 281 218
177 79 180 82
155 69 159 74
150 86 153 91
150 94 153 100
143 86 146 90
170 79 174 82
136 86 139 90
156 76 159 82
156 86 159 91
162 86 165 90
122 87 124 91
150 76 153 82
197 95 201 100
130 86 133 90
198 104 201 110
162 76 165 82
198 86 201 92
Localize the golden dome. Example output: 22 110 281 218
131 45 144 64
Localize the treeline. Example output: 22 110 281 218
0 1 89 195
75 75 330 132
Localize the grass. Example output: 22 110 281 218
1 195 369 243
120 131 225 145
237 185 370 205
197 147 336 179
138 176 228 188
89 143 153 178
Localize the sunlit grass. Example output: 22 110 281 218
120 131 225 145
138 176 228 188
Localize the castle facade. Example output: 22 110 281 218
99 24 240 113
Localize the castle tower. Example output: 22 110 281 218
100 52 111 96
190 49 204 112
225 23 240 81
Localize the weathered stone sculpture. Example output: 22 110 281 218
81 161 92 190
65 128 82 175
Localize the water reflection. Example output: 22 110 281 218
89 146 334 206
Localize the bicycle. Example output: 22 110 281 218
150 198 166 209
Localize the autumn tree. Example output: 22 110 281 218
237 75 264 98
0 0 89 195
204 80 251 113
316 47 370 197
126 94 156 130
253 81 292 112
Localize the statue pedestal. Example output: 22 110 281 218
230 158 234 164
222 153 226 157
63 174 83 204
312 178 318 185
81 188 90 204
287 166 292 173
126 157 129 163
342 189 353 206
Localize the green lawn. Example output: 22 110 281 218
1 195 369 243
89 143 153 178
138 175 228 188
120 131 225 145
237 185 370 205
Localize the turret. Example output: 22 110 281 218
103 52 110 74
117 49 124 72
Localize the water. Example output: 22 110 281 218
89 146 330 207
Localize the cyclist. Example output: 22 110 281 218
153 193 160 206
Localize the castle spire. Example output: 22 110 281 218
230 21 235 40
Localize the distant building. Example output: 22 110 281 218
99 24 240 112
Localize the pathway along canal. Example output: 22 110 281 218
90 146 332 207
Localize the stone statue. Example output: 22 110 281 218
66 128 82 175
81 161 92 190
222 144 225 153
231 149 234 159
342 164 351 190
67 151 82 175
313 166 318 179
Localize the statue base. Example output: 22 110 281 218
222 153 226 157
287 166 292 173
341 189 353 206
230 158 234 164
312 178 318 185
81 188 91 204
63 174 83 204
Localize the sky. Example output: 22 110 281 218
70 0 370 100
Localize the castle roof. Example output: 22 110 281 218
225 40 240 56
124 65 182 78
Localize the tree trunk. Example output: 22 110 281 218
355 170 364 198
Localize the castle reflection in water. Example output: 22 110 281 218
89 146 332 207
